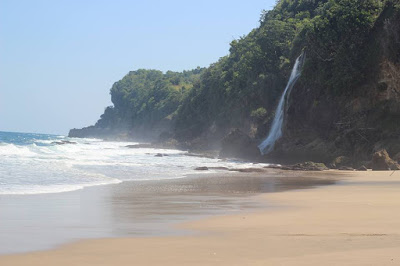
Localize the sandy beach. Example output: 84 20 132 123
1 170 400 265
3 0 400 265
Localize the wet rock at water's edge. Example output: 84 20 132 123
195 166 209 171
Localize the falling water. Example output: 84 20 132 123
258 53 306 155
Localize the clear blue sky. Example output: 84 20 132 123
0 0 275 135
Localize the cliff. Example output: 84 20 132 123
274 2 400 165
69 68 203 141
69 0 400 165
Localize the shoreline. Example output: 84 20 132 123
3 170 398 265
0 170 337 256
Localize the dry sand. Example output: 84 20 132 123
1 170 400 265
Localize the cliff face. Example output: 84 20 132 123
273 5 400 164
68 69 203 141
69 1 400 165
69 117 174 142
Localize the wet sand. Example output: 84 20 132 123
0 169 334 254
3 170 399 265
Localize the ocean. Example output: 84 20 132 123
0 131 269 195
1 131 337 255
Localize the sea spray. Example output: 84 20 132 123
258 53 306 155
0 131 275 195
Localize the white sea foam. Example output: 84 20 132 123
0 136 273 195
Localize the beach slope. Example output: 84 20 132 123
1 170 400 265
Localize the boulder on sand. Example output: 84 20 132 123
357 165 368 171
371 149 400 171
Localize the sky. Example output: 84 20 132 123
0 0 276 135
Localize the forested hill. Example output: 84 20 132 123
69 68 204 140
70 0 400 165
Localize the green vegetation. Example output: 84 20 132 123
251 107 268 122
95 68 204 129
302 0 385 95
89 0 400 142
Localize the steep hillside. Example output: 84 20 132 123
69 68 204 140
70 0 400 165
174 0 325 142
275 1 400 165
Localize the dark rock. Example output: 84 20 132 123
330 156 352 169
208 167 230 171
356 161 372 169
282 161 329 171
338 166 355 171
219 129 260 160
394 152 400 163
263 164 282 169
357 165 368 171
229 168 266 173
184 153 216 159
373 139 400 160
195 167 209 171
51 140 77 145
68 126 130 140
185 153 201 157
371 149 400 171
126 144 153 149
155 153 163 157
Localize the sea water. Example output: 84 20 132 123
0 131 271 195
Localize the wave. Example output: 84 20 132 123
0 143 37 157
0 179 122 195
0 134 275 196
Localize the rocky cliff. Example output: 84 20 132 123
272 4 400 165
69 1 400 166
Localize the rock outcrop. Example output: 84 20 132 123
68 3 400 166
394 152 400 163
371 149 400 170
357 165 368 171
69 126 131 141
282 161 329 171
273 5 400 166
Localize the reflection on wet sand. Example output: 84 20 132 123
0 170 336 254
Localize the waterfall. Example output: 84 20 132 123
258 53 306 155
